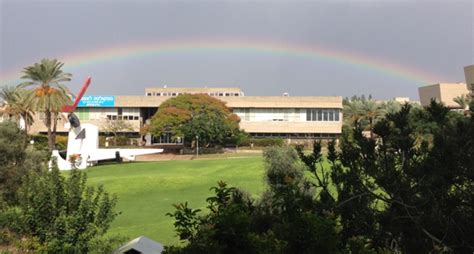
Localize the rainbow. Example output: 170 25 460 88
0 38 443 85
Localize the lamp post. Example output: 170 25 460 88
196 135 199 157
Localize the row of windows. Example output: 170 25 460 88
106 115 140 121
74 107 339 122
306 109 340 122
146 92 241 97
234 108 301 114
75 108 140 121
233 108 341 122
233 108 302 122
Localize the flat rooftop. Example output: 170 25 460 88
145 87 243 93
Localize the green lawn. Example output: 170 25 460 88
83 155 266 246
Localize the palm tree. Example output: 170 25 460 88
453 95 471 115
382 100 402 116
19 59 72 151
362 99 383 139
343 100 364 126
0 86 35 133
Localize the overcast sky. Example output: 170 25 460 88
1 0 473 100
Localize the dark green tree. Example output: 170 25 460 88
0 121 47 206
0 121 28 206
328 102 474 253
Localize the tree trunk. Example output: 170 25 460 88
45 111 54 151
52 112 58 150
22 113 28 135
368 118 374 140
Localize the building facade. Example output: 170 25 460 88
464 65 474 99
28 87 343 142
418 83 470 108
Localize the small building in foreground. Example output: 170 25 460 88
114 236 163 254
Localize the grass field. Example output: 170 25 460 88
83 154 266 246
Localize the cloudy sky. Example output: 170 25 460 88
1 0 472 99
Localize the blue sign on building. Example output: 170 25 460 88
77 96 115 107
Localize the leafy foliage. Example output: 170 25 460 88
0 122 120 252
343 95 401 134
329 101 474 253
18 58 72 151
0 121 47 206
150 94 241 146
103 118 134 146
17 163 118 253
453 94 471 111
0 86 35 133
166 101 473 253
165 147 343 254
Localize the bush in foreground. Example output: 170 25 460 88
166 102 473 254
165 147 343 254
15 164 118 253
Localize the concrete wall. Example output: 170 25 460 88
465 65 474 98
29 115 142 134
240 121 342 134
418 83 469 108
419 85 442 106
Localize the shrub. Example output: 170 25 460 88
31 134 49 151
18 163 118 253
54 135 68 150
165 147 342 253
99 135 107 146
115 135 130 146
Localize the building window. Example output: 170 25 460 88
306 109 340 122
156 93 161 96
146 93 151 96
76 108 90 120
244 108 250 121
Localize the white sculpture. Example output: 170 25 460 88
49 77 163 170
51 123 163 170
